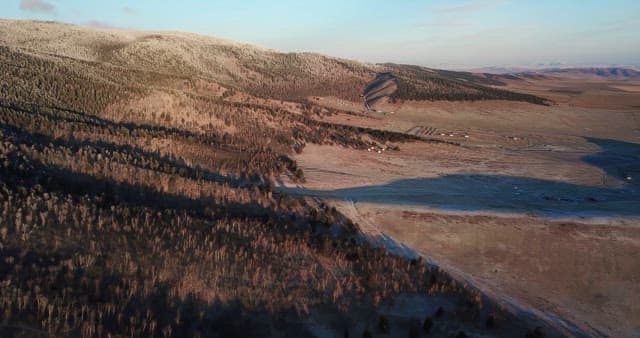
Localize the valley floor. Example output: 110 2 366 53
285 81 640 337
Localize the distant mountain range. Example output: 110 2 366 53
473 66 640 80
536 67 640 80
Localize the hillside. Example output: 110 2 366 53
0 20 374 102
0 19 547 106
0 20 564 337
361 65 548 109
377 64 548 105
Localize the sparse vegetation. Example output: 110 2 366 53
0 20 563 337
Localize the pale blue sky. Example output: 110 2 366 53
3 0 640 68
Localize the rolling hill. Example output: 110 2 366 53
367 64 548 106
0 19 562 337
0 19 547 106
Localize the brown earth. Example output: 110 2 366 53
286 78 640 337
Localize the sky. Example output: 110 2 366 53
3 0 640 69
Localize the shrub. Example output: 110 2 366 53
525 327 546 338
423 317 433 333
434 306 444 319
378 315 390 334
486 314 496 329
455 331 469 338
409 324 420 338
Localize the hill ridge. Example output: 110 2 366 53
0 19 547 105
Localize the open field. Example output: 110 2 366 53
285 79 640 337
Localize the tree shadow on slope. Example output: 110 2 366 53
0 122 244 187
0 141 275 221
0 102 222 146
